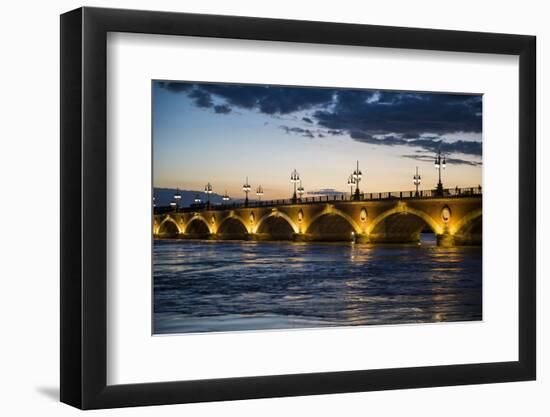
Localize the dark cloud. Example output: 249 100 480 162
157 82 193 93
416 138 482 156
280 126 315 138
307 188 347 196
214 104 232 114
157 81 482 160
313 91 482 137
190 83 335 115
402 154 482 166
159 82 335 116
349 132 482 157
188 88 213 108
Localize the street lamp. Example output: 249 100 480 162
256 185 264 201
352 160 362 200
347 174 356 200
297 180 305 200
413 166 421 196
193 194 202 204
434 150 446 196
173 188 182 210
242 177 251 206
204 182 213 206
290 169 300 203
222 190 230 203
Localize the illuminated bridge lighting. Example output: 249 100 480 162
297 180 305 200
413 167 422 196
243 176 251 206
256 185 264 201
434 150 446 196
290 169 300 203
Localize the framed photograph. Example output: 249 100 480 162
60 7 536 409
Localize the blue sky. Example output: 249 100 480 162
153 81 482 201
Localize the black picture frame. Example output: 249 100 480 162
60 6 536 410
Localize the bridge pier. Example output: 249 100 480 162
212 232 249 241
436 233 455 247
355 234 370 244
156 233 184 239
292 233 306 242
182 233 212 240
300 233 356 242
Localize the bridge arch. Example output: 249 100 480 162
255 211 299 234
451 208 482 245
156 216 182 237
367 206 442 235
451 208 482 235
305 208 362 241
307 208 362 234
366 206 441 244
254 211 298 240
217 215 249 239
184 215 212 237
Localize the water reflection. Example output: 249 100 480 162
154 234 482 334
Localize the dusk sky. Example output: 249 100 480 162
153 81 482 201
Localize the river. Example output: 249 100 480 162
153 235 482 334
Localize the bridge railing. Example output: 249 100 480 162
154 186 482 214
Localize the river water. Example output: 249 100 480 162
153 235 482 334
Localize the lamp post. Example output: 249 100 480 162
256 185 264 201
434 150 446 196
347 174 356 200
413 166 421 196
290 169 300 203
297 180 305 201
204 182 213 207
193 194 202 205
173 188 182 210
222 190 230 204
242 177 251 207
352 160 362 200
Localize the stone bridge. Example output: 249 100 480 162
153 189 482 247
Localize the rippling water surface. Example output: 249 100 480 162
153 236 482 334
